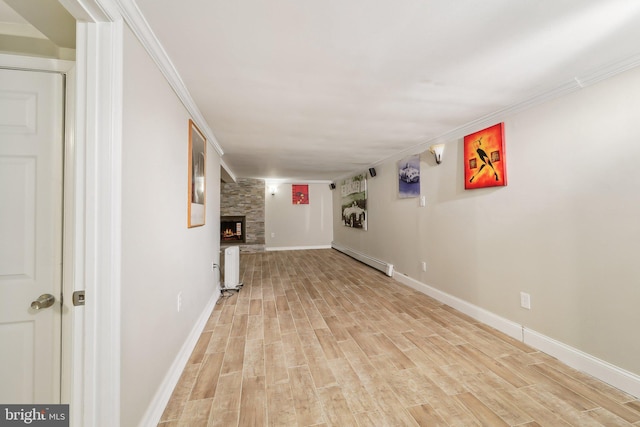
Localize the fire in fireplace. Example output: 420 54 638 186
220 216 246 243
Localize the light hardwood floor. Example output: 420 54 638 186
158 249 640 426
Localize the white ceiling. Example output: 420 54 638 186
136 1 640 180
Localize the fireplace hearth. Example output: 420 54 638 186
220 216 246 243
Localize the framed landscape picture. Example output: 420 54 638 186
464 123 507 190
188 119 206 227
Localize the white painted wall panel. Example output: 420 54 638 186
265 182 333 249
120 25 221 427
333 65 640 378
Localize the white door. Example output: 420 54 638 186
0 68 64 403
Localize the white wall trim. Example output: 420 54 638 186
59 0 120 22
523 328 640 398
393 272 523 341
139 294 219 427
74 16 123 427
392 271 640 398
113 0 224 157
62 63 82 425
0 53 75 72
42 2 126 426
61 61 78 416
264 179 333 185
220 158 237 183
334 52 640 182
266 245 332 252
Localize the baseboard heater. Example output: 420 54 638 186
331 242 394 277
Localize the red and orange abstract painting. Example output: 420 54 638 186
292 184 309 204
464 123 507 190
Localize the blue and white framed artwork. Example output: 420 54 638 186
398 154 420 198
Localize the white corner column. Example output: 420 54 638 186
72 8 123 427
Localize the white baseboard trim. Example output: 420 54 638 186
266 245 332 252
524 328 640 398
393 272 522 341
139 292 220 427
393 272 640 399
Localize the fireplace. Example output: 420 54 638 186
220 216 246 243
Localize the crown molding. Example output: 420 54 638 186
338 51 640 181
114 0 225 157
264 179 333 185
220 158 237 183
88 0 640 180
576 51 640 88
59 0 120 22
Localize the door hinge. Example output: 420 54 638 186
72 290 85 306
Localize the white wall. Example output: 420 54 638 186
333 65 640 379
265 182 333 249
120 25 220 426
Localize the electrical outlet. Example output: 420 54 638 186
520 292 531 310
177 292 182 312
421 262 427 272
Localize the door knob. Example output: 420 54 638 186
31 294 55 310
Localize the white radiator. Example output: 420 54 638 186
222 246 242 289
331 242 394 277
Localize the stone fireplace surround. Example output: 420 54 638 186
220 178 265 252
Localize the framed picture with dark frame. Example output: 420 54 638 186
188 119 206 227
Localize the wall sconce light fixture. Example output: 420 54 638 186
429 144 445 164
268 185 278 195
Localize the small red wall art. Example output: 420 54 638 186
464 123 507 190
292 184 309 204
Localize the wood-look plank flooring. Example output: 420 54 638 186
158 249 640 426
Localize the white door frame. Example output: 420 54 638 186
57 0 123 425
58 0 225 424
7 1 131 425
